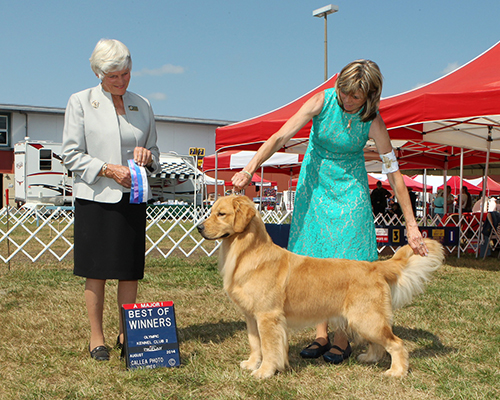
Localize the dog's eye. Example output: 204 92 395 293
217 212 226 217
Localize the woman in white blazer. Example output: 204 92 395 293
62 39 160 361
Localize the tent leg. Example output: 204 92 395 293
458 149 464 258
423 169 428 227
215 152 219 201
476 127 492 258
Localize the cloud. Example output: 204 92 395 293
442 62 460 75
148 92 167 101
133 64 185 77
412 82 427 90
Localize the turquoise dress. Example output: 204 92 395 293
288 89 377 262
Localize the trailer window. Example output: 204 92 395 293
0 114 8 146
40 149 52 170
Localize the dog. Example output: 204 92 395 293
197 195 444 378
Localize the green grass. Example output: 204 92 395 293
0 254 499 399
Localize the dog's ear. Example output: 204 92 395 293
232 196 256 233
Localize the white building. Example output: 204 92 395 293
0 104 233 207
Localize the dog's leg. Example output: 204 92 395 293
349 313 409 377
357 342 386 364
240 314 262 371
382 334 409 377
251 311 288 379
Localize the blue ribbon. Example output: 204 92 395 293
128 159 149 204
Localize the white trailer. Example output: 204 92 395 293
14 139 73 206
14 139 211 206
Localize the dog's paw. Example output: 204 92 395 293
384 367 407 378
251 365 276 379
240 359 261 371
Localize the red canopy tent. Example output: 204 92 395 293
202 150 304 174
401 175 433 192
224 173 277 187
478 176 500 196
466 176 500 196
380 40 500 152
366 175 431 192
367 175 392 191
215 41 500 172
437 176 482 195
215 74 338 153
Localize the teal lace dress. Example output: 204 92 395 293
288 89 377 262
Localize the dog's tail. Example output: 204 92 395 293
380 238 444 310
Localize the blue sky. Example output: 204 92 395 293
1 0 498 122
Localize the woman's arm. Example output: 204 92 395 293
369 115 428 256
62 95 104 185
231 91 325 190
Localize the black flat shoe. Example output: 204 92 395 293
89 345 110 361
300 340 331 359
323 343 352 365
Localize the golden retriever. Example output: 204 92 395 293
197 195 444 378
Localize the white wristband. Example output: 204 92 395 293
380 150 399 174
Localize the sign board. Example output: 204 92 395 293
122 301 180 369
189 147 205 168
376 226 459 246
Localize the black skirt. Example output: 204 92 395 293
74 195 147 280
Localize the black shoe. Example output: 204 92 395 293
300 340 331 359
89 345 110 361
115 335 123 350
323 343 352 365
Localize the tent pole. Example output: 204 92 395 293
443 159 448 215
260 166 264 210
215 152 219 201
458 148 464 258
423 169 427 226
476 126 492 258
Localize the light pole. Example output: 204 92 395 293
313 4 338 82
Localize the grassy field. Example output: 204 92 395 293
0 253 498 400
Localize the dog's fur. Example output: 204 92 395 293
197 195 444 378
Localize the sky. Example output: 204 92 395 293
1 0 499 123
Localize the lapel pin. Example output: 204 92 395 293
92 100 100 109
128 105 139 111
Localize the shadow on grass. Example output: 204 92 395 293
177 319 246 344
393 325 457 358
284 325 457 375
177 320 456 375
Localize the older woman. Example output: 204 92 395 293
62 39 160 361
232 60 427 365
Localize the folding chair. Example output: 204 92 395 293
482 212 500 259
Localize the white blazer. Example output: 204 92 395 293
62 84 160 203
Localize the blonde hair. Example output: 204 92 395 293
89 39 132 79
335 59 383 122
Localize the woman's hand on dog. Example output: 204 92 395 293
232 170 252 191
407 224 428 257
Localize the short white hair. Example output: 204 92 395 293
89 39 132 79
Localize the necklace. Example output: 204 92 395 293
341 108 353 131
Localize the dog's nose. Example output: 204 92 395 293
197 224 204 233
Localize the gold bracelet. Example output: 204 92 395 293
102 163 108 177
241 170 252 179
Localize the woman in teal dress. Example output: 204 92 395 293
232 60 427 366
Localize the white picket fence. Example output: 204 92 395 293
0 204 489 264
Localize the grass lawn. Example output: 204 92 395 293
0 253 498 400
